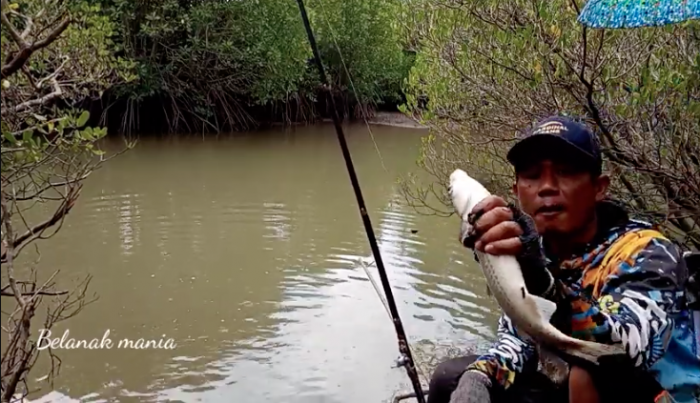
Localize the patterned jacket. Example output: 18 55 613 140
466 201 700 403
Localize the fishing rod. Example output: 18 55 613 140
293 1 426 402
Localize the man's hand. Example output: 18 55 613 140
467 196 523 255
461 195 554 297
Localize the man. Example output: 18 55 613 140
427 116 700 403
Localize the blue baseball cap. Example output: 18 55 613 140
506 116 603 175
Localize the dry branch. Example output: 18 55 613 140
1 2 123 400
0 14 70 79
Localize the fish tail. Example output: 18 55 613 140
561 339 626 364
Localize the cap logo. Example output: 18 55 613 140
533 121 567 136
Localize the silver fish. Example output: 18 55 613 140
448 168 625 364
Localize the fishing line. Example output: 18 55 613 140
356 257 392 318
294 1 427 402
356 257 432 400
314 0 390 175
313 2 433 388
314 0 394 321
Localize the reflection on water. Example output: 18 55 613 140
21 123 500 403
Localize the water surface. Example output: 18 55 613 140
22 123 500 403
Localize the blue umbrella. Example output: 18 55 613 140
578 0 700 28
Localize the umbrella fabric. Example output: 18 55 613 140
578 0 700 28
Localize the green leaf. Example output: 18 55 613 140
83 127 94 140
76 111 90 128
3 131 16 144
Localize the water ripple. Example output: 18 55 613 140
25 129 496 403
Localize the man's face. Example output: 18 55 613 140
512 158 609 236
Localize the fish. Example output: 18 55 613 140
448 168 625 364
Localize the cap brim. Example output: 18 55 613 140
506 134 597 169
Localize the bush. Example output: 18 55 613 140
400 0 700 250
1 1 133 399
102 0 415 133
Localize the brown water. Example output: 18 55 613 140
19 123 500 403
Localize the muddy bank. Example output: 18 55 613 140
90 91 428 135
368 111 428 129
318 111 428 129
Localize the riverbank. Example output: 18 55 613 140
95 95 428 135
368 111 428 129
262 110 429 131
317 111 428 129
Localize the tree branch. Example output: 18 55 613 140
0 191 23 309
1 77 62 114
0 187 80 264
12 172 90 202
1 290 69 297
0 16 71 79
